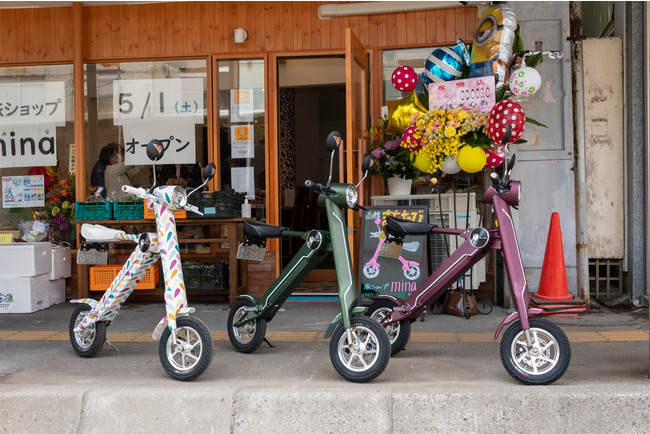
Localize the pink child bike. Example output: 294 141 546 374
363 217 421 281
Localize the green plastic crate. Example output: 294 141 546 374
113 201 144 220
75 201 113 220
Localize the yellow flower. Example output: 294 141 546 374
443 125 456 138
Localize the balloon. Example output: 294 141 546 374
487 100 526 144
422 39 470 85
440 154 462 174
509 66 542 98
385 90 427 134
413 152 435 174
457 145 486 173
484 145 505 169
391 66 418 93
469 4 517 90
401 126 422 151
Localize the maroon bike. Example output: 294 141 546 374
365 155 571 385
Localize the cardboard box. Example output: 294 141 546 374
0 242 52 277
47 278 66 305
0 274 50 313
50 246 72 280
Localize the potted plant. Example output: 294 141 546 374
365 117 418 196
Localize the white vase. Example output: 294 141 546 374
387 175 412 196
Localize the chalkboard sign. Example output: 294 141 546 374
358 205 428 303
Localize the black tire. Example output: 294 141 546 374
159 316 213 381
329 315 391 383
365 299 411 356
500 317 571 385
69 303 106 358
227 299 267 353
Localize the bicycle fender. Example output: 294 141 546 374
233 294 260 304
323 307 367 339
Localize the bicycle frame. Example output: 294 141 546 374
373 186 542 339
72 190 195 340
234 185 364 339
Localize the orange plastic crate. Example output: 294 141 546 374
89 264 159 291
144 200 187 220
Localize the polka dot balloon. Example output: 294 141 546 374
484 145 506 169
487 100 526 144
391 66 418 93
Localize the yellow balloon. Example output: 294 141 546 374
385 90 427 134
413 152 434 174
457 145 487 173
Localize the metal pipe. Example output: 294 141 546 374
569 2 590 307
318 1 472 19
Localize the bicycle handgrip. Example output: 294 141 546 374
121 185 147 198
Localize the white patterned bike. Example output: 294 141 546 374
69 140 215 381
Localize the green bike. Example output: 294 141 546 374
229 131 390 382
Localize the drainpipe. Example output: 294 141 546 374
569 2 590 307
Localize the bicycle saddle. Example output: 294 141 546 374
243 220 285 239
81 224 128 242
385 216 434 237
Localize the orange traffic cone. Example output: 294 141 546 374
534 212 573 301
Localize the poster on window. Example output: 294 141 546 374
231 124 254 159
113 78 204 124
231 166 255 199
0 123 58 168
0 82 66 125
230 89 254 123
2 175 45 208
122 119 196 165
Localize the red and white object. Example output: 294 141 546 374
487 100 526 144
391 66 418 93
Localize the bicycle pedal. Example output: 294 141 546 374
104 339 119 351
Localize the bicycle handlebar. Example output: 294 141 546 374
304 179 336 196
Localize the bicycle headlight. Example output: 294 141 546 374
170 186 187 209
345 185 358 208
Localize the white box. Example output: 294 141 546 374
0 274 50 313
0 242 52 277
50 246 72 280
47 278 66 305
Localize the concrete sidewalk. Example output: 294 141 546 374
0 300 648 433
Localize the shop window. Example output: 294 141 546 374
0 65 74 224
382 47 437 104
216 59 265 216
84 60 208 200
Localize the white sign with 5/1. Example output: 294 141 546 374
113 78 204 125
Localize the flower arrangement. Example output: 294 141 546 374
365 117 418 180
402 108 490 174
36 166 75 243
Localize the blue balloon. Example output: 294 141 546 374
422 39 470 85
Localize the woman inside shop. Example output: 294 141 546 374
102 143 143 200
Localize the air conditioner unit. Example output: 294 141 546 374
371 193 486 290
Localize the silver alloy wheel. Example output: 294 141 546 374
370 306 400 345
336 324 380 372
510 326 561 376
73 315 96 349
165 326 204 372
232 305 256 344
